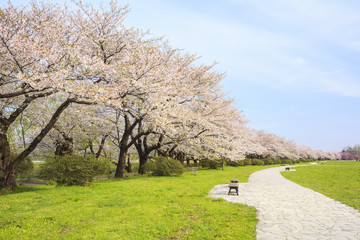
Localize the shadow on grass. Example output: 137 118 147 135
0 184 52 196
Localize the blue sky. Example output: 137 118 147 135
3 0 360 152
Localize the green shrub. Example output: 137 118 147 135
200 158 222 169
39 154 112 186
225 159 242 167
237 160 245 166
243 158 252 166
298 159 311 163
272 159 279 164
143 156 185 176
280 159 293 165
11 153 34 178
251 159 264 166
262 158 274 165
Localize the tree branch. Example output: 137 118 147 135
10 98 74 168
126 130 152 149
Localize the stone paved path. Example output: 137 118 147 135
208 166 360 240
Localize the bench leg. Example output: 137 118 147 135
228 187 239 195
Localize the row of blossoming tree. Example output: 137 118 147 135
341 145 360 160
0 1 340 188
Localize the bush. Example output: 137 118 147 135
39 154 112 186
143 156 185 176
11 153 34 178
225 159 242 167
200 158 222 169
280 159 293 165
251 159 264 166
236 160 245 166
262 158 274 165
272 159 279 164
243 158 252 166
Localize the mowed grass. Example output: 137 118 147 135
0 166 270 240
282 161 360 210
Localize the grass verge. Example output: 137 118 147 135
1 166 270 239
281 161 360 210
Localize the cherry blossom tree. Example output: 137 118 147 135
342 145 360 160
130 65 250 170
0 0 147 187
0 1 94 188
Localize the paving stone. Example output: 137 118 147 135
208 166 360 240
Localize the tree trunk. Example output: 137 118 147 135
55 136 73 156
0 133 15 188
113 114 144 178
138 152 149 175
115 146 127 178
114 131 129 178
177 152 185 165
95 134 108 159
125 154 132 173
134 134 163 175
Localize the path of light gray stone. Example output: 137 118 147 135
208 166 360 240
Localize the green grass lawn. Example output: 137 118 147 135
282 161 360 210
1 166 271 240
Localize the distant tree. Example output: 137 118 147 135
342 145 360 160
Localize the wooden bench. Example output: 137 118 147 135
285 167 290 171
230 178 238 183
228 182 239 195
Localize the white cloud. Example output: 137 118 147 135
206 1 360 97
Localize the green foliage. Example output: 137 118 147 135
0 166 272 239
11 153 34 178
143 156 185 176
242 158 264 166
225 159 243 167
243 158 253 166
251 159 264 166
200 158 222 169
39 154 112 186
280 159 293 165
282 161 360 210
237 160 245 166
300 159 314 163
234 158 318 167
263 158 274 165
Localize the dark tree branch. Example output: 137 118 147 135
88 140 95 154
3 90 55 129
1 36 24 74
4 97 33 129
10 98 74 168
96 134 108 159
126 130 152 149
193 129 208 139
9 97 86 168
0 87 53 99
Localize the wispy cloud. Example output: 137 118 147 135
126 0 360 97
